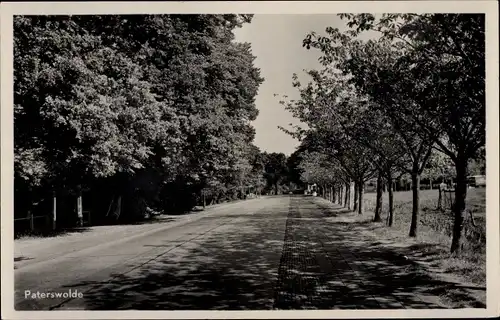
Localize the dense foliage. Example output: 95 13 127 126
14 15 272 226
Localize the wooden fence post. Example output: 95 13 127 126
202 190 206 210
437 188 443 211
28 210 34 231
52 191 57 230
77 191 83 227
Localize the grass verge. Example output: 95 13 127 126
362 188 486 287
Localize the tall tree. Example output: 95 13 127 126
350 14 484 253
303 14 485 252
263 152 289 195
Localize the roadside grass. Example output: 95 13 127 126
14 227 92 240
362 188 486 287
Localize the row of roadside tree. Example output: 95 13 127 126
279 14 485 254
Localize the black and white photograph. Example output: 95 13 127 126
1 1 499 319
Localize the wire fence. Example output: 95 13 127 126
14 214 48 232
14 209 92 234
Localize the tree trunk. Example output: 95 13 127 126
353 180 358 212
339 186 343 206
429 177 433 190
374 172 383 222
450 158 468 254
358 180 364 214
387 174 394 227
437 186 443 211
345 182 349 209
409 170 421 237
274 183 278 196
332 186 336 203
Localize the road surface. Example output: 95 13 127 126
15 195 465 310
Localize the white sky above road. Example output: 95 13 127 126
234 14 334 155
234 14 377 156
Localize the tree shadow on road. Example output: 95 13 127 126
302 198 486 309
14 256 34 262
14 256 34 270
60 208 289 310
327 239 487 309
111 217 179 226
56 196 484 310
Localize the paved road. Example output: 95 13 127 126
15 195 456 310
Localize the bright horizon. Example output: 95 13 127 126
234 14 336 156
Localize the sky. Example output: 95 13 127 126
233 14 347 156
